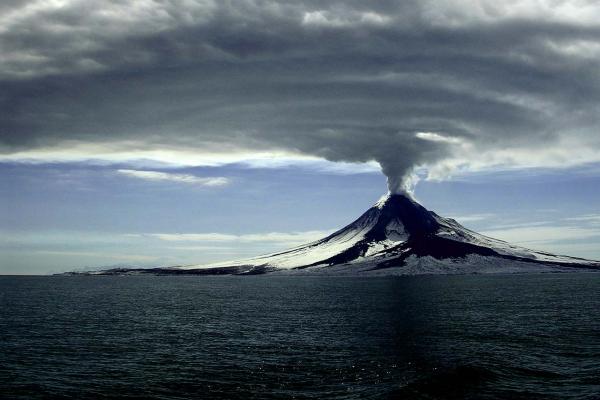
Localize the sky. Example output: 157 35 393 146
2 0 600 274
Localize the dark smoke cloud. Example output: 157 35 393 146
2 1 600 193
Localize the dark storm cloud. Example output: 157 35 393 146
2 0 600 192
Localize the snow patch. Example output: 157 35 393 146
374 192 391 209
385 219 408 241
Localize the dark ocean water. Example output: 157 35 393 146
0 274 598 400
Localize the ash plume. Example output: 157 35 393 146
2 0 600 188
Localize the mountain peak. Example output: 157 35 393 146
374 191 414 209
368 192 439 238
374 192 393 208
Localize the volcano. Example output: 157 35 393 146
154 193 598 276
87 193 600 276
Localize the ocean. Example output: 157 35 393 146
1 274 598 399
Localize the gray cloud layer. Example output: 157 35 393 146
2 0 600 192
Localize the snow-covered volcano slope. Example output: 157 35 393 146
175 193 599 275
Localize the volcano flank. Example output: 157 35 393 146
84 194 600 276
